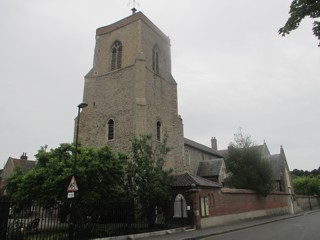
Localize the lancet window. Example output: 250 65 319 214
111 41 122 71
152 45 159 74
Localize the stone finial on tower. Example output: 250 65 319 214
211 137 217 151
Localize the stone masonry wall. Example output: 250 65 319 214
296 195 320 211
184 145 220 175
77 15 184 173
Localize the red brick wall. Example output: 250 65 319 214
198 188 289 217
172 187 291 229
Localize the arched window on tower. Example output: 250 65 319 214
152 45 159 74
107 119 115 141
111 41 122 71
156 121 161 141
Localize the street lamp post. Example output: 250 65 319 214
74 102 88 173
69 102 88 240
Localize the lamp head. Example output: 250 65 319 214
78 102 88 109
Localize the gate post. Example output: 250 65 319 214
180 198 184 227
0 197 10 240
186 185 201 229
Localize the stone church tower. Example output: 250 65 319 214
76 12 185 173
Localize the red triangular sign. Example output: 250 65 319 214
67 176 79 192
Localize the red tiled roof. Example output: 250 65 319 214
171 172 221 188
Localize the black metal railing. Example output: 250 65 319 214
1 198 190 240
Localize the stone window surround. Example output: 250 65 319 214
111 40 122 71
107 118 115 141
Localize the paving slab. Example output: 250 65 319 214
140 213 306 240
102 210 320 240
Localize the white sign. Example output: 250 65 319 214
67 176 79 192
68 192 75 198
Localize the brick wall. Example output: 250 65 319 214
191 188 292 228
211 188 288 217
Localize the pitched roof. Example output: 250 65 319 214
263 154 282 180
197 159 224 177
217 143 270 158
252 143 270 156
171 172 222 188
217 149 229 157
10 158 36 173
184 138 223 158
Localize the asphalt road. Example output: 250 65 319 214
202 211 320 240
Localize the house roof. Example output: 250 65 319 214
197 159 224 177
218 143 286 181
217 149 229 157
217 143 270 158
171 172 222 188
184 138 223 158
263 154 283 180
252 143 270 156
10 158 36 173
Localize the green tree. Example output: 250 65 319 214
291 168 307 177
230 127 255 148
127 134 173 226
279 0 320 46
6 143 127 221
292 175 320 195
225 129 274 195
291 167 320 178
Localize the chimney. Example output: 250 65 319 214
20 152 28 160
211 137 217 151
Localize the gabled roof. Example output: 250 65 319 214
217 143 270 158
217 149 229 157
9 157 36 173
263 154 282 180
197 159 224 177
171 172 222 188
184 138 223 158
1 157 36 181
252 143 270 156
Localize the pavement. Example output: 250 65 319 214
103 210 320 240
140 210 320 240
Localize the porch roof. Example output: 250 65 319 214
171 172 222 188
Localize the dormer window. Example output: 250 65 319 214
152 45 159 74
111 41 122 71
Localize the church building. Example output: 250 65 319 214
75 11 293 192
0 11 300 231
76 11 225 177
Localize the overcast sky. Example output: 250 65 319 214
1 0 319 171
